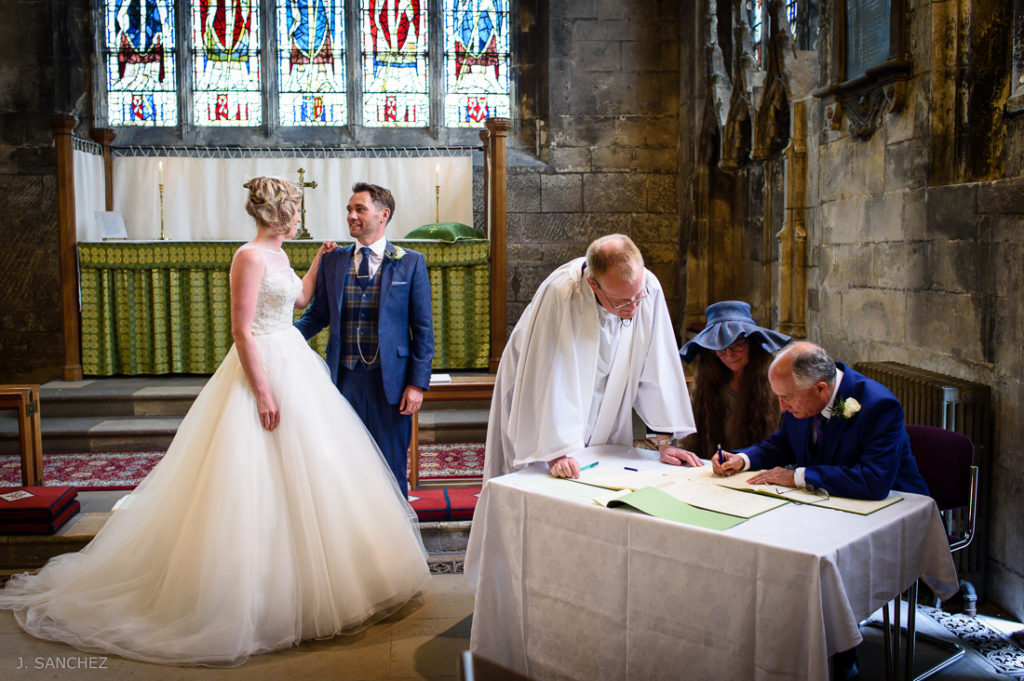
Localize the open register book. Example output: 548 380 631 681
713 471 904 515
576 466 788 520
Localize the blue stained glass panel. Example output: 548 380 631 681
191 0 262 126
443 0 510 126
105 0 178 126
360 0 429 127
278 0 347 125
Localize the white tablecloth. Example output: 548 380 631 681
465 447 958 681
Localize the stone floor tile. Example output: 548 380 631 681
386 616 472 680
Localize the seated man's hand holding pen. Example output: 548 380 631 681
711 450 745 476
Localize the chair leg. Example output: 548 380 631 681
865 583 968 681
883 604 894 681
905 582 918 680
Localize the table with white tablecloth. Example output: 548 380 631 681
465 447 959 681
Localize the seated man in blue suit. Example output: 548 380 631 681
713 341 928 681
712 340 928 500
296 182 434 499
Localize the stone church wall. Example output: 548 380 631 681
503 0 686 328
0 0 80 382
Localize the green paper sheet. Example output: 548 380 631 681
603 486 746 530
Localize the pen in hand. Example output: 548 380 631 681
717 443 724 466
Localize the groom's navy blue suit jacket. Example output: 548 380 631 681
295 242 434 404
741 362 929 500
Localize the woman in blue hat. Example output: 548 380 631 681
678 301 790 460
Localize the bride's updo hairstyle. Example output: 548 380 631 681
243 176 302 234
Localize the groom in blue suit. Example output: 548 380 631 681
296 183 434 498
713 341 928 500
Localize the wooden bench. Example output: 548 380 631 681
0 385 44 486
409 374 495 490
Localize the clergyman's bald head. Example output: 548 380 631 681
585 234 644 283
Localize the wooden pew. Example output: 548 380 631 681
409 375 495 490
0 385 44 486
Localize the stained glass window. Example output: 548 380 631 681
786 0 818 51
102 1 514 131
748 0 764 68
443 0 510 127
105 0 178 126
192 0 262 126
361 0 430 127
277 0 347 125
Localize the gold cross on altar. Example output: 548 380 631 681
295 167 318 239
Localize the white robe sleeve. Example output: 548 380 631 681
482 260 599 479
632 274 697 439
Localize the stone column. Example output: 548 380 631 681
779 100 807 337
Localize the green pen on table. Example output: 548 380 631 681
580 461 599 471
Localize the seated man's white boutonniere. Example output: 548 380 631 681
830 397 861 419
384 244 406 261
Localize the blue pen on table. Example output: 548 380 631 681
580 461 599 471
624 466 638 472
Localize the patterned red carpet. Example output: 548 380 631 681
0 443 485 491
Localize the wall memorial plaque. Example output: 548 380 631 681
813 0 910 139
845 0 892 80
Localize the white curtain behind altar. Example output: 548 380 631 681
74 149 107 239
78 156 473 241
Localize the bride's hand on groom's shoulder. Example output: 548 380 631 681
318 241 338 255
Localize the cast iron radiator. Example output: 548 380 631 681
854 361 993 603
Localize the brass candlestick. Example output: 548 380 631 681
159 182 166 240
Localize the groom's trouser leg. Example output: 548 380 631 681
338 364 412 498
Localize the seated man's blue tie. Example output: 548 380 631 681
358 246 372 290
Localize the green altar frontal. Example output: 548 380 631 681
77 240 490 376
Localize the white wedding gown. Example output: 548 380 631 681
0 244 430 666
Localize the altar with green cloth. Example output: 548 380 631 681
77 240 490 375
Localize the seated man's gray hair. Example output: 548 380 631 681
781 342 837 388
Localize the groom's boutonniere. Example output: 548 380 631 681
830 396 861 419
384 244 406 261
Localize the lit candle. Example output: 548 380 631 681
158 161 163 185
435 163 440 186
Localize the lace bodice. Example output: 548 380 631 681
236 244 302 335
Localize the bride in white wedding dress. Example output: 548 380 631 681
0 177 430 666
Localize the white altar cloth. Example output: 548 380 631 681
465 447 958 681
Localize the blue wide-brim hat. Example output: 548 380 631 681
680 300 791 363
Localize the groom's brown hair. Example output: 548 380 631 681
352 182 395 224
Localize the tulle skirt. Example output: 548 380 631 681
0 326 430 666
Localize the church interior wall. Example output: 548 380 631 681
503 0 687 330
0 0 79 383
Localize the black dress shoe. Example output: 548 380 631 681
832 646 859 681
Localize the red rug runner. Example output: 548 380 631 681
0 443 486 491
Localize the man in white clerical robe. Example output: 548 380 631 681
483 234 699 480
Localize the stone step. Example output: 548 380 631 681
0 378 489 454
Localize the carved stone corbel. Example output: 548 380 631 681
839 79 906 139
